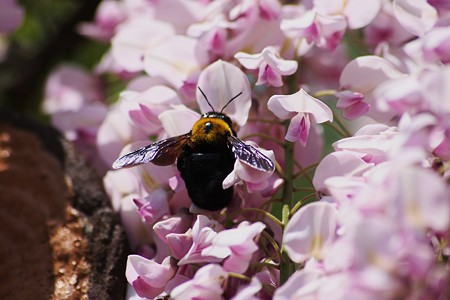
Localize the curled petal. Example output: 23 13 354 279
336 90 370 120
263 48 298 75
285 113 311 145
234 51 264 69
126 255 176 299
134 189 169 225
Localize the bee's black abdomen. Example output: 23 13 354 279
177 150 236 211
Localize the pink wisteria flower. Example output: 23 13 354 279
339 55 405 122
268 88 333 146
281 9 347 52
178 215 223 266
231 277 262 300
170 264 228 300
223 142 276 192
196 60 251 126
78 0 126 42
393 0 437 37
283 202 338 263
126 255 177 299
335 90 370 120
202 221 266 273
41 0 450 298
313 0 382 29
235 46 298 87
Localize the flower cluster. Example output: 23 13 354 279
42 0 450 299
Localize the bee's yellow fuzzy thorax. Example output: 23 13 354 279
191 118 232 145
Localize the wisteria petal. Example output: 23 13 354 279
283 202 338 263
342 0 381 29
196 60 251 126
285 113 311 145
144 35 207 88
332 125 398 163
393 0 437 37
264 48 298 75
111 18 175 72
170 264 228 300
134 189 169 225
340 56 405 93
158 105 200 137
274 268 324 300
231 277 262 300
268 88 333 122
234 51 264 69
126 255 176 299
313 152 373 193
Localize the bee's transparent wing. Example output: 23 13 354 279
228 135 275 172
112 133 191 169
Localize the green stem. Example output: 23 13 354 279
279 251 292 286
228 272 251 282
241 207 284 228
293 162 319 180
324 121 348 137
260 197 282 211
290 193 317 216
313 89 337 98
293 161 314 186
261 230 282 262
332 111 352 137
281 139 295 207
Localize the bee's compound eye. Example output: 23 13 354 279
204 121 213 133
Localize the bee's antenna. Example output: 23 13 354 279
198 87 215 112
220 92 242 113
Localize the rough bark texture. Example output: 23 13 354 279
0 110 128 300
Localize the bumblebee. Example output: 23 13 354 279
112 88 275 210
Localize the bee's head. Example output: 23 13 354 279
201 112 233 128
